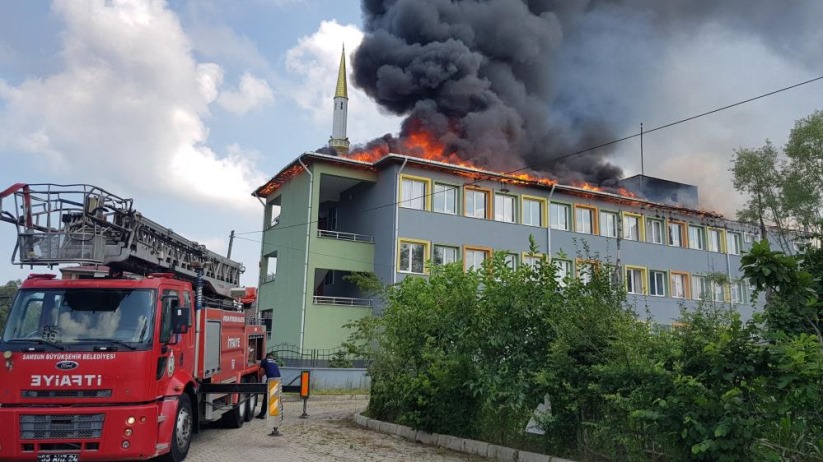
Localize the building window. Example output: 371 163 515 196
465 189 489 219
708 228 724 253
464 247 490 271
730 280 746 303
553 259 572 286
550 203 571 231
649 271 666 296
523 254 542 268
504 253 518 269
495 194 516 223
646 219 664 244
575 206 597 234
433 245 459 265
324 270 335 285
398 239 429 274
522 196 545 227
726 232 741 255
433 183 457 215
623 213 641 241
400 176 428 210
688 226 705 250
626 266 646 294
671 272 689 299
668 221 686 247
600 211 618 238
266 200 281 228
578 261 599 284
691 275 708 300
710 281 724 302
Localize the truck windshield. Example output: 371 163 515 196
1 289 155 347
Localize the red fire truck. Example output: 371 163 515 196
0 184 267 462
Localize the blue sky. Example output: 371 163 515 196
0 0 401 285
0 0 821 286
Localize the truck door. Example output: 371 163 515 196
157 289 188 392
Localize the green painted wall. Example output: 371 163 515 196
258 169 310 349
303 303 372 350
258 160 378 352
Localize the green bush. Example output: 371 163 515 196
351 242 823 461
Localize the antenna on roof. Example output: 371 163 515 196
640 122 645 197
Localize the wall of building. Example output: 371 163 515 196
390 164 762 325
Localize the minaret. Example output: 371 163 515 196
329 45 350 156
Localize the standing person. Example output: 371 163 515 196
256 353 283 436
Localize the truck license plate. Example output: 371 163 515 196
37 454 79 462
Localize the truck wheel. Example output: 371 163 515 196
243 376 258 422
161 393 192 462
221 392 244 429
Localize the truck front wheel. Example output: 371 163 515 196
161 393 193 462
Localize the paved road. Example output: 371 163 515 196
185 396 486 462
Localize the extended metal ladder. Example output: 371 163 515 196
0 183 244 298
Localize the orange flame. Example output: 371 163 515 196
344 127 637 198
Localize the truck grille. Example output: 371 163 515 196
19 414 105 440
22 389 113 399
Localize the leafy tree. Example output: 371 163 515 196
0 280 21 330
741 240 820 337
731 110 823 251
783 110 823 236
730 141 792 250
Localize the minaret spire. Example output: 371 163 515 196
329 45 350 155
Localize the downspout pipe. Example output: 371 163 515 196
547 183 557 257
392 158 409 285
298 157 313 353
726 228 732 308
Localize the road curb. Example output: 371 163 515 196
353 413 575 462
282 393 369 402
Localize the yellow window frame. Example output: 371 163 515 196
520 194 547 227
521 252 546 268
397 238 431 274
707 227 727 253
622 212 645 241
625 265 648 295
398 174 432 211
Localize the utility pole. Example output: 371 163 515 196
227 230 235 259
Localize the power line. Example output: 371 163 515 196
232 74 823 234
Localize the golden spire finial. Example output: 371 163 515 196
335 45 348 99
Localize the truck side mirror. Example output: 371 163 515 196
172 307 190 334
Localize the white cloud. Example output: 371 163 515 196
284 20 403 145
0 0 265 211
217 73 274 115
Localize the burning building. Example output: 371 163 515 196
250 48 784 354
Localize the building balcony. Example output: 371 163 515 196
312 296 372 307
317 229 374 243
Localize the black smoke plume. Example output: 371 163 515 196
352 0 823 186
352 0 619 184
